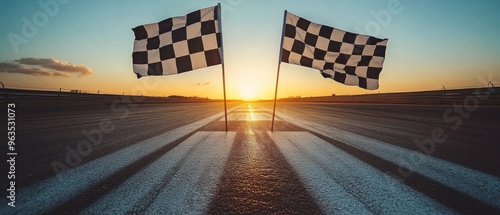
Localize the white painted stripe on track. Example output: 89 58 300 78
275 111 500 208
82 131 236 215
269 131 453 214
4 105 241 215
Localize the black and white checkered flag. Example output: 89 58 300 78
132 6 222 78
281 12 388 90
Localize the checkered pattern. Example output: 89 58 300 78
281 12 388 90
132 6 222 78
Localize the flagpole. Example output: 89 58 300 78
217 3 228 132
271 10 288 132
271 62 281 132
222 63 228 132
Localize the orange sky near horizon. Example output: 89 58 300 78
1 59 497 100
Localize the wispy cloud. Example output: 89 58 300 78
0 58 94 78
52 71 72 78
0 62 53 76
193 82 210 86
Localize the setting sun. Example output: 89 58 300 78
241 85 257 101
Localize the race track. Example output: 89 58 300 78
1 100 499 214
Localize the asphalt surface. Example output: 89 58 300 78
1 100 239 188
1 99 499 214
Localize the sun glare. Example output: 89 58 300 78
241 86 256 101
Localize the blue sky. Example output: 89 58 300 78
0 0 499 99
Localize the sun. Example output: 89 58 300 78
241 86 256 101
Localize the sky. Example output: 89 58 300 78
0 0 499 100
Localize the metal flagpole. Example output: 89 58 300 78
222 64 228 132
217 3 228 132
271 10 288 132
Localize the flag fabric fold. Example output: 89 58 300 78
281 12 388 90
132 6 222 78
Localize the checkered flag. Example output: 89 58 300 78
132 6 222 78
281 12 388 90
